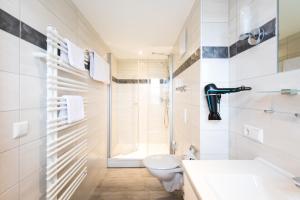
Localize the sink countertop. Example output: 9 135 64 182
182 159 300 200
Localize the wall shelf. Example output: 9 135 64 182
253 89 299 95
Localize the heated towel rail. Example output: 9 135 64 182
37 26 89 200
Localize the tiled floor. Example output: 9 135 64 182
89 168 183 200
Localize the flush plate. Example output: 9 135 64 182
13 121 29 139
243 125 264 144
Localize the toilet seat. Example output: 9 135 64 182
143 154 181 170
143 148 197 192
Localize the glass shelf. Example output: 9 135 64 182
254 89 299 95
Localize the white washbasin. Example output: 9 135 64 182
204 175 274 200
182 159 300 200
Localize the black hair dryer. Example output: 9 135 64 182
204 83 251 120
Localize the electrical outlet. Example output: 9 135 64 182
243 125 264 144
13 121 29 139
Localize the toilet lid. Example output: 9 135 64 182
143 154 181 170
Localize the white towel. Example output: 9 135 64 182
65 39 85 71
63 95 84 123
89 51 110 84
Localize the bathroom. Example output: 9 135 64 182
0 0 300 199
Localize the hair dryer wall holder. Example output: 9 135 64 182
204 83 252 120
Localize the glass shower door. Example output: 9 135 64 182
109 59 171 165
110 62 140 158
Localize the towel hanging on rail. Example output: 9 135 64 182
65 39 85 71
62 95 85 123
89 51 110 84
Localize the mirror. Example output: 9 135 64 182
278 0 300 72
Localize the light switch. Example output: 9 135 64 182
244 124 263 144
13 121 29 139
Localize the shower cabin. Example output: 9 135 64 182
108 56 173 167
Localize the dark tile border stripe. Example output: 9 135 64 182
230 18 276 57
112 76 169 84
0 9 20 38
173 48 200 78
21 22 47 50
112 76 118 83
202 46 228 58
0 9 47 50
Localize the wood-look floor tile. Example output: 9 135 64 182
89 168 183 200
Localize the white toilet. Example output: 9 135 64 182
143 154 183 192
143 146 197 192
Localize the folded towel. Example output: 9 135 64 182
63 95 84 123
65 39 85 71
89 51 110 84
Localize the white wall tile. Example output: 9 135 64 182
202 22 229 46
0 111 19 152
20 0 75 41
38 0 78 32
0 148 19 194
19 138 46 180
19 108 46 145
19 169 46 200
0 30 19 74
228 18 237 44
201 59 229 83
20 75 46 109
0 0 19 19
229 0 237 20
0 184 19 200
0 72 19 111
200 130 229 154
20 40 46 78
238 0 276 35
229 38 277 81
202 0 228 22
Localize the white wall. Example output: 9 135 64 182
0 0 109 199
229 0 300 176
172 0 201 158
200 0 229 160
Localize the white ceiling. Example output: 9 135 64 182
72 0 195 59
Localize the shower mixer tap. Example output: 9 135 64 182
204 83 251 120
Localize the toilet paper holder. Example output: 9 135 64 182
184 145 197 160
